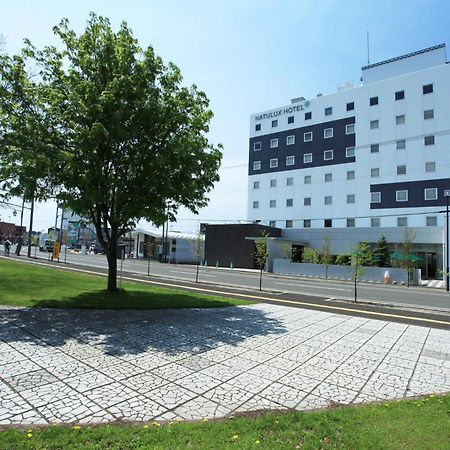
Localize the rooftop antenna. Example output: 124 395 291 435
367 30 370 65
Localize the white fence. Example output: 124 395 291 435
273 259 421 285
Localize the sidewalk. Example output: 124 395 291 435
1 303 449 425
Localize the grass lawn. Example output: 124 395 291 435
0 259 251 309
0 394 449 449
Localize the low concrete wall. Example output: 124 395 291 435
273 259 421 285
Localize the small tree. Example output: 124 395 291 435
335 254 351 266
351 247 366 302
390 228 421 287
143 239 154 276
191 229 204 283
254 231 269 291
318 236 333 280
355 241 374 267
302 247 319 263
373 235 390 267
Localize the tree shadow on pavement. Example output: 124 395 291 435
0 302 288 360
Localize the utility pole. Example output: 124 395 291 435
445 190 450 292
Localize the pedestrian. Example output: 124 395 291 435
4 239 11 256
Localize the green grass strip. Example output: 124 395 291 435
0 395 449 449
0 259 251 309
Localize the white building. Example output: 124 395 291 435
247 44 450 279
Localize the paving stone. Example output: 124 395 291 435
0 304 449 425
173 396 231 420
258 381 308 408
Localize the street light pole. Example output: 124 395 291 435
445 191 450 292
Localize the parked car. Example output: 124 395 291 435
90 243 104 254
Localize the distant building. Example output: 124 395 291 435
247 44 450 279
0 221 26 243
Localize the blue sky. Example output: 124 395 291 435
1 0 449 232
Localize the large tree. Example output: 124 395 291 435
0 14 222 291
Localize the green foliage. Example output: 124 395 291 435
373 235 390 267
0 394 448 449
254 231 269 270
390 228 421 286
301 246 319 263
354 241 374 267
335 254 351 265
0 14 222 291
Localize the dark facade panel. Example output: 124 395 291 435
204 224 281 269
248 116 355 175
370 178 450 209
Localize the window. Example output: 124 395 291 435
324 196 332 205
286 155 295 166
270 199 276 208
324 150 334 160
396 139 406 150
270 138 279 148
253 142 261 151
347 218 355 227
346 146 355 157
396 190 408 202
288 116 294 124
304 131 313 142
325 173 332 182
396 115 405 125
286 177 294 186
325 107 332 116
253 181 259 189
425 161 436 172
426 216 437 227
324 128 333 138
255 124 261 131
371 143 379 153
272 119 278 127
423 83 433 94
286 220 293 228
347 170 355 180
252 201 259 209
370 96 378 106
424 188 437 200
270 158 278 168
304 197 311 206
346 102 355 111
346 124 355 134
304 175 311 184
371 217 380 227
286 198 293 207
370 120 379 129
397 165 406 175
304 153 312 163
253 161 261 170
371 192 381 203
324 219 332 228
270 179 277 187
395 90 405 100
286 135 295 145
269 220 276 227
397 217 407 227
424 109 434 120
371 168 380 178
347 194 355 204
424 135 435 146
303 219 311 228
305 111 312 120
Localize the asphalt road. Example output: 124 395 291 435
31 249 450 312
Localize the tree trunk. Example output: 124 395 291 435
106 242 118 292
259 267 263 291
196 262 200 283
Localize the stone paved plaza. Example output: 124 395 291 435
0 304 449 425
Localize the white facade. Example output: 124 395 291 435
247 44 450 232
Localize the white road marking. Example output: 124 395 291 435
273 281 349 292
